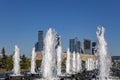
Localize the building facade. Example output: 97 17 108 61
35 30 44 51
92 42 96 54
84 39 91 54
69 37 81 53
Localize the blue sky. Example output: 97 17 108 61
0 0 120 57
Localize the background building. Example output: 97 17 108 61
35 30 44 51
69 37 81 53
92 42 96 54
112 56 120 69
112 56 120 61
84 39 91 54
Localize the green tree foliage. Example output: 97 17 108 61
6 55 13 71
20 54 30 70
1 48 7 69
0 57 2 68
1 48 5 57
61 58 66 67
36 60 42 68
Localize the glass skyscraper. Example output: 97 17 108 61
84 39 91 53
69 37 81 53
35 30 43 51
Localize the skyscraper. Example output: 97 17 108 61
92 42 96 54
69 37 81 53
35 30 43 51
84 39 91 54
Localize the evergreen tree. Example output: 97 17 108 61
1 47 5 57
1 48 7 68
0 57 2 68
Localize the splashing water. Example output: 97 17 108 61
30 47 36 74
13 45 20 76
96 26 111 79
41 28 57 79
56 45 62 75
95 60 98 69
72 51 76 73
66 48 70 74
85 58 94 71
76 52 82 72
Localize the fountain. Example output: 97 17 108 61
12 45 21 76
85 58 95 71
72 51 76 73
66 48 71 74
76 52 82 73
41 28 57 79
96 27 111 80
56 45 62 76
30 47 36 74
95 60 98 69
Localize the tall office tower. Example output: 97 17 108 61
69 37 81 53
69 39 75 53
92 42 96 54
76 41 81 52
35 30 44 51
84 39 91 54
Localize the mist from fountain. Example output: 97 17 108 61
95 60 98 69
56 45 62 76
66 48 71 74
76 52 82 73
13 45 21 76
72 51 76 73
30 47 36 74
85 58 94 71
41 28 57 79
96 27 111 80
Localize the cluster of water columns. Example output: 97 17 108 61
85 58 95 71
66 49 82 74
12 46 37 76
40 28 83 79
12 27 111 80
40 27 111 79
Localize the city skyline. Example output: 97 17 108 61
0 0 120 57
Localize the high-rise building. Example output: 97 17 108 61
69 37 81 53
35 30 43 51
92 42 96 54
84 39 91 53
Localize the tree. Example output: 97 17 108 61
1 47 5 57
1 48 7 69
0 57 2 68
6 55 13 71
61 58 66 67
36 60 42 68
21 54 30 69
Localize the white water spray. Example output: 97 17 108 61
41 28 57 79
96 27 111 79
85 58 94 71
72 51 76 73
95 60 98 69
13 45 20 76
76 52 82 72
66 48 70 74
57 45 62 75
30 47 36 74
